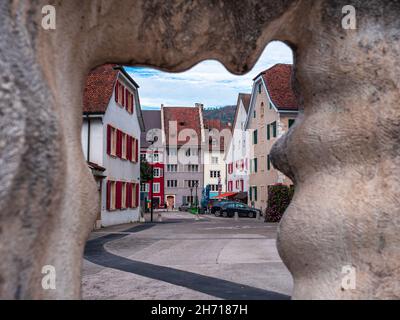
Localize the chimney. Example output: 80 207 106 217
195 103 204 109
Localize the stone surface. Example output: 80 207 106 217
0 0 399 299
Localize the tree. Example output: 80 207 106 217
140 158 152 182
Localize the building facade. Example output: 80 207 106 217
225 93 251 194
140 110 165 209
245 64 299 210
82 64 145 227
203 119 231 198
162 104 205 209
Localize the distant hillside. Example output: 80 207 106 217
203 105 235 124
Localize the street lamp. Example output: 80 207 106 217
194 181 199 213
190 187 193 207
147 136 158 222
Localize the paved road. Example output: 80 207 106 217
82 211 293 300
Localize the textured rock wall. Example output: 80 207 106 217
0 0 398 299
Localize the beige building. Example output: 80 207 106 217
245 64 299 210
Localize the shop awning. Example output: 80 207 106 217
212 192 238 199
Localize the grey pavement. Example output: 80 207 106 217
82 211 293 300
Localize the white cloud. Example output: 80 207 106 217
125 41 293 109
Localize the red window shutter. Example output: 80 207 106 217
106 180 111 210
135 138 139 162
115 181 122 209
115 81 119 103
135 183 139 208
116 130 122 158
131 93 134 113
131 137 135 162
126 136 131 161
121 86 125 107
125 90 129 111
107 125 112 155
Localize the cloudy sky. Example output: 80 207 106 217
125 41 293 110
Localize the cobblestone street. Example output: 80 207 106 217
82 211 293 300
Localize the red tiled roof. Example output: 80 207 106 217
163 106 202 145
83 64 119 113
204 119 231 131
258 64 298 111
204 119 232 152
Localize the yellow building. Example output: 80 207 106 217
245 64 299 210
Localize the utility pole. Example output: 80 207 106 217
195 181 199 213
147 137 158 222
150 163 154 222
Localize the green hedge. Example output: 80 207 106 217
265 184 294 222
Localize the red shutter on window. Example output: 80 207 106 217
107 125 112 155
121 85 125 107
135 183 139 208
106 180 111 210
126 136 131 161
116 130 122 158
126 183 131 208
135 138 138 162
115 181 122 209
131 93 134 113
115 81 119 103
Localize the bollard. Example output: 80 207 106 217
140 208 146 223
256 211 260 220
234 212 239 221
157 213 162 222
195 212 200 221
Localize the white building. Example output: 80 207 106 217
203 119 231 198
82 64 145 227
225 93 251 194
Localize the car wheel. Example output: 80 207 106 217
215 210 221 217
248 211 254 218
222 211 228 218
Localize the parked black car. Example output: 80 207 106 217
209 200 236 215
219 202 261 218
